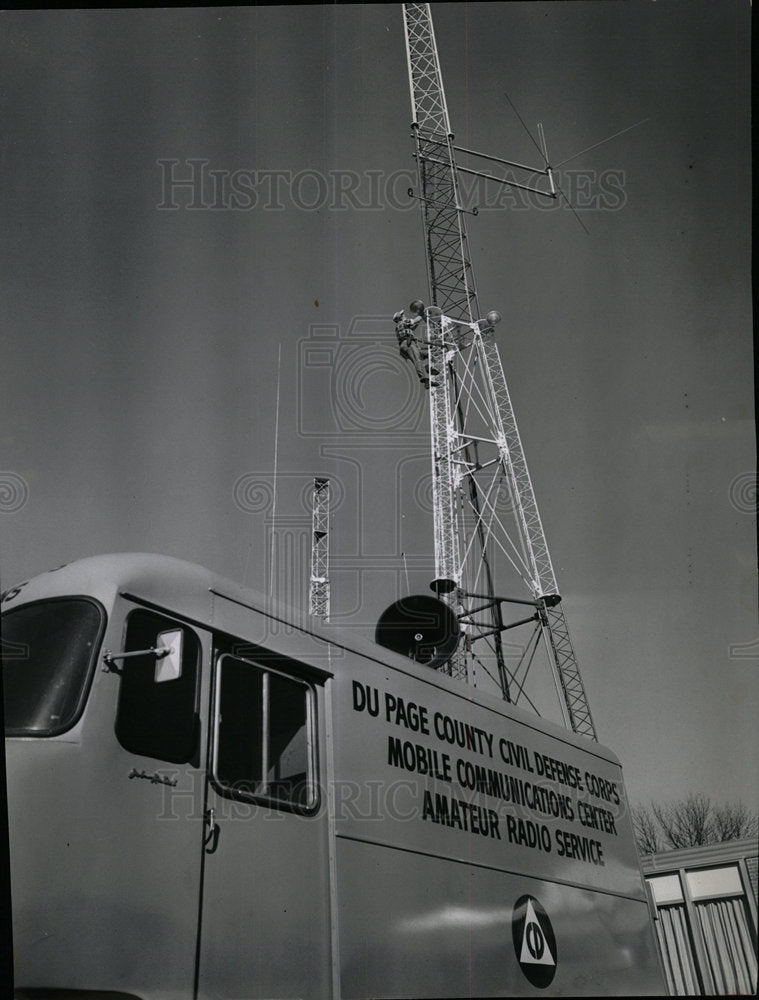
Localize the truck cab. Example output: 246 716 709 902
2 553 665 998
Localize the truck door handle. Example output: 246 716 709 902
204 807 220 854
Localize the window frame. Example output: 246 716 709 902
2 595 107 738
686 864 745 902
114 606 201 764
210 651 319 815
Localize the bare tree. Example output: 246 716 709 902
713 800 759 842
632 804 662 855
633 794 758 855
653 792 714 849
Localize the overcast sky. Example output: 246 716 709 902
1 2 755 812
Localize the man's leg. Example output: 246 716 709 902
417 346 439 376
408 343 428 381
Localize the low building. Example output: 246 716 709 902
641 838 758 995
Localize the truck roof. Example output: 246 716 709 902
3 551 621 767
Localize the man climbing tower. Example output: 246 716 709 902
393 300 439 388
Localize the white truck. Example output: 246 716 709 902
2 553 665 997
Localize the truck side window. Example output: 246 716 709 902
214 655 316 810
115 609 199 763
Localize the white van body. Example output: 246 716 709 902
2 553 665 998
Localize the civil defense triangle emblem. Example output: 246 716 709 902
512 895 557 988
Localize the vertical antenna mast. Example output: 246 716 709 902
309 477 330 621
402 3 597 740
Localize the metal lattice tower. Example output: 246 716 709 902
402 3 597 740
309 477 330 621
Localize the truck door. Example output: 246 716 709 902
104 602 210 994
6 598 210 994
196 645 332 999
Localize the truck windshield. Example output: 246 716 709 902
2 597 105 737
